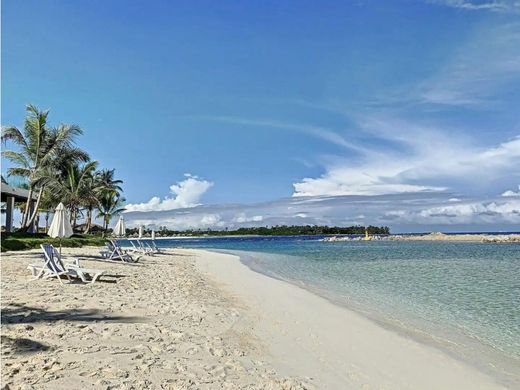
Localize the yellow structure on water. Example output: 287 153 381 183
363 227 371 241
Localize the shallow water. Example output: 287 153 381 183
149 236 520 381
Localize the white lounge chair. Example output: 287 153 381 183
127 239 145 255
28 244 106 284
137 239 155 255
126 239 153 255
100 240 140 262
150 240 161 253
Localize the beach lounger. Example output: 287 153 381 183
150 240 162 253
101 240 140 262
127 239 153 255
137 239 155 255
128 239 146 255
28 244 106 284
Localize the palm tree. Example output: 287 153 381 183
48 160 99 228
1 105 88 231
96 192 126 234
78 168 123 233
95 169 123 193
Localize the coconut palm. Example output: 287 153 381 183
95 169 123 193
96 192 126 233
79 168 124 233
1 105 88 231
48 160 99 228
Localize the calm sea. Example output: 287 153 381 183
142 236 520 383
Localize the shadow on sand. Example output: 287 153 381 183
1 303 145 325
1 304 146 356
1 335 51 355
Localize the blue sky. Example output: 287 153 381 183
2 0 520 232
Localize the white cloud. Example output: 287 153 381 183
502 185 520 197
203 116 367 154
125 174 213 212
123 192 520 232
417 23 520 106
430 0 520 12
386 198 520 225
289 22 520 199
293 114 520 198
127 213 224 231
232 213 264 223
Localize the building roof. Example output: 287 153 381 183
1 176 36 202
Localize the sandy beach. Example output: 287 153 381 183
1 246 511 389
1 247 308 389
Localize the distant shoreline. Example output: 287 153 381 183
134 232 520 243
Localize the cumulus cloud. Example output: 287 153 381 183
128 213 225 231
125 174 213 212
232 213 264 223
502 185 520 197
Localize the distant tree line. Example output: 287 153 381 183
150 225 390 237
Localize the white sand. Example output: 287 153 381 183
195 249 510 390
1 247 308 389
1 246 512 389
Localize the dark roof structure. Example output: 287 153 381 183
1 175 36 202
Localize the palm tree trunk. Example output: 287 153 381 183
84 207 92 234
72 209 77 230
21 186 34 230
45 212 50 233
25 187 44 232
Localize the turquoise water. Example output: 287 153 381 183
153 236 520 381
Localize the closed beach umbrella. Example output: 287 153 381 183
113 216 126 237
138 225 143 239
151 230 155 240
48 202 73 256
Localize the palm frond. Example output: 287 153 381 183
6 167 31 178
1 126 28 149
1 150 30 168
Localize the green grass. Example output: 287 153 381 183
1 232 106 252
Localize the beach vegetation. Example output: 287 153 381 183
2 104 125 234
1 232 105 252
96 192 126 233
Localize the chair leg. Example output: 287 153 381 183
55 272 64 284
90 273 103 283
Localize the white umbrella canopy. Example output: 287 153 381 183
151 230 155 240
113 216 126 237
48 202 73 256
48 203 73 239
138 225 143 239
